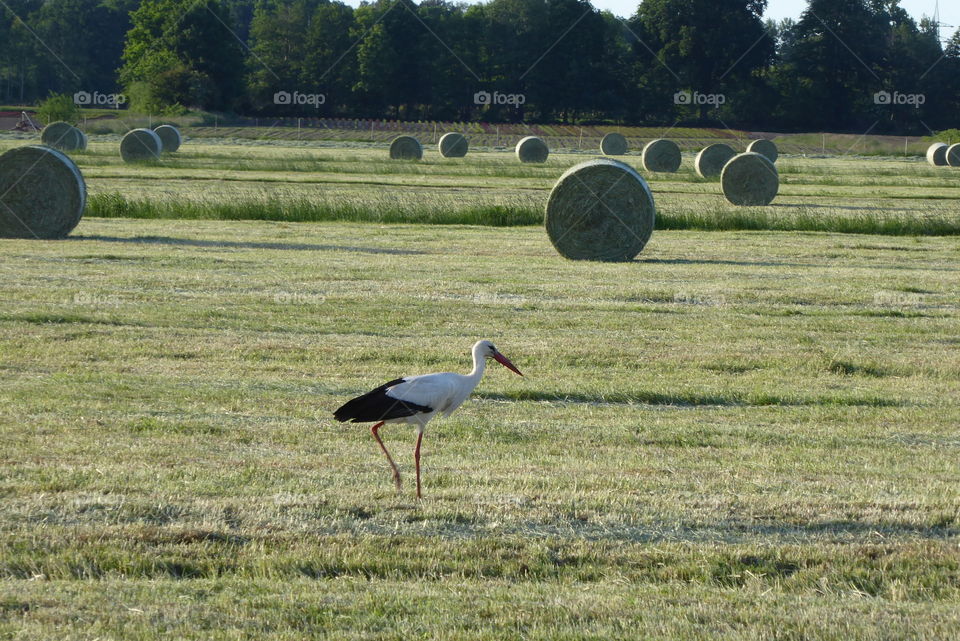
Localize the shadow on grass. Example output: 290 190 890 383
639 257 812 267
497 517 960 546
476 389 906 408
72 235 426 255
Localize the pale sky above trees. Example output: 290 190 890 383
344 0 958 41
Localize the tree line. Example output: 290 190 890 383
1 0 958 133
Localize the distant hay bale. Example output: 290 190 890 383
694 143 737 178
120 128 162 163
947 143 960 167
926 143 948 166
721 152 779 206
516 136 549 163
41 121 84 151
389 135 422 160
746 139 778 163
77 131 88 151
600 133 628 155
0 145 86 239
545 158 655 262
438 132 468 158
154 125 182 153
641 139 681 172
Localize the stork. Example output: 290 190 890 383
333 340 523 498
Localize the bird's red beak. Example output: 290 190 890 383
493 351 523 376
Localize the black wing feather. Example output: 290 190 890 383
333 378 434 423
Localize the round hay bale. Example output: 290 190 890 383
641 139 681 173
516 136 549 163
600 132 628 156
746 139 778 163
438 132 468 158
694 143 737 178
545 158 655 262
721 152 779 206
389 135 422 160
926 143 948 167
947 143 960 168
41 121 84 151
120 128 162 163
77 130 88 151
153 125 182 153
0 145 86 239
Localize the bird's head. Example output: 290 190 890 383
475 340 523 376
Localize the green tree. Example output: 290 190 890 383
0 0 133 104
473 0 548 121
414 1 476 121
247 0 318 113
782 0 886 130
353 0 425 118
36 92 81 124
120 0 246 111
520 0 607 122
630 0 773 122
302 1 357 115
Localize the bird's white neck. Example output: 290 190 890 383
467 345 487 382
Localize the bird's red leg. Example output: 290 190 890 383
414 431 424 500
371 421 401 492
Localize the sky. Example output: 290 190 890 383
592 0 958 38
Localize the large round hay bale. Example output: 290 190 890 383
153 125 182 153
120 128 162 162
926 143 948 167
641 139 681 172
694 143 737 178
389 135 422 160
947 144 960 168
438 132 468 158
41 122 84 151
516 136 549 163
545 158 655 262
721 152 779 206
746 139 778 163
77 130 88 151
0 145 86 239
600 132 628 156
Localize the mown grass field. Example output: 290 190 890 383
1 134 959 639
3 135 959 234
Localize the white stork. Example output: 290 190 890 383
333 340 523 498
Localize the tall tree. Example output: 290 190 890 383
630 0 773 122
247 0 318 113
783 0 886 130
302 1 357 115
353 0 426 118
120 0 246 111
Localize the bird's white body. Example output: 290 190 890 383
333 340 523 498
379 361 488 427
